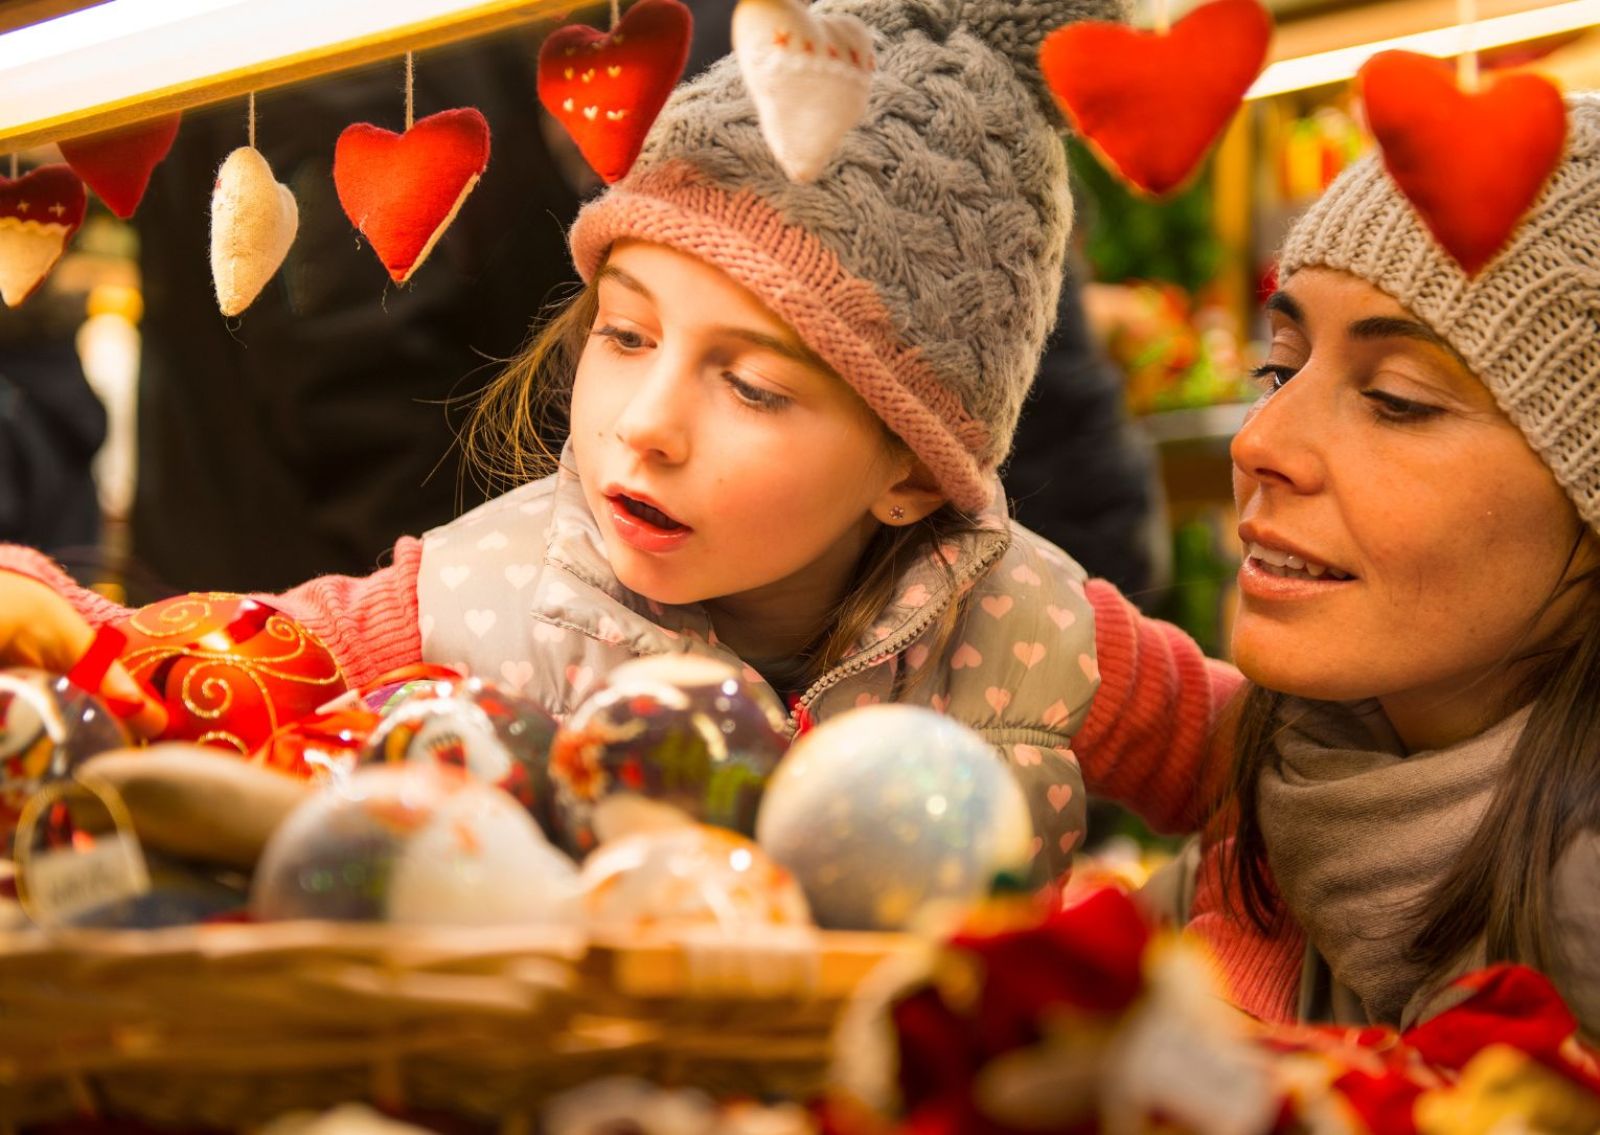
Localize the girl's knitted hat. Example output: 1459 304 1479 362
569 0 1128 514
1280 95 1600 533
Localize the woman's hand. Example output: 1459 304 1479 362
0 573 167 738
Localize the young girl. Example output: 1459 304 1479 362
1077 96 1600 1036
1 0 1230 887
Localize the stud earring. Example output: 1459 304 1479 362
889 506 906 522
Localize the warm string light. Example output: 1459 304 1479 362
405 50 415 130
1458 0 1480 91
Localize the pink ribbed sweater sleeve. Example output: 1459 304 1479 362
1072 579 1245 834
0 540 424 691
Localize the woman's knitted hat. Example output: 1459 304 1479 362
569 0 1129 514
1280 95 1600 533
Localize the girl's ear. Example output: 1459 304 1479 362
871 459 947 526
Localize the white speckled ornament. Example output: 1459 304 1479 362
756 705 1032 930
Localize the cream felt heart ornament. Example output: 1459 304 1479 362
0 165 87 308
210 147 299 317
733 0 874 183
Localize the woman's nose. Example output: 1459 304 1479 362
613 359 692 464
1230 374 1326 494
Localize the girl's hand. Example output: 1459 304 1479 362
0 573 167 738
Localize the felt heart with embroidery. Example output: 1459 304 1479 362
0 165 87 307
210 146 299 317
333 107 491 284
58 113 181 219
1040 0 1271 197
1360 51 1567 276
537 0 692 184
733 0 874 183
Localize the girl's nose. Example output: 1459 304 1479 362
613 360 692 465
1230 374 1327 495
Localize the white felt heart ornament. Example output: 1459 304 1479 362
210 146 298 317
733 0 874 182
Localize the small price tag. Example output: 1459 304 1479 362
22 831 151 926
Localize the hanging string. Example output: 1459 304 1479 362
1457 0 1479 92
610 0 621 30
1152 0 1169 36
8 153 16 179
405 51 415 131
247 91 257 149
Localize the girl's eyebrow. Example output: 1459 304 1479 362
598 263 825 368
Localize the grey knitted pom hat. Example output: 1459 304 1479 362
570 0 1130 513
1280 95 1600 533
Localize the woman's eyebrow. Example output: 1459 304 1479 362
1348 315 1472 369
1264 290 1303 323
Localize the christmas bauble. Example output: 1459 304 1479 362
580 824 811 933
251 705 380 782
251 764 578 925
360 677 558 825
359 663 462 715
756 705 1032 931
548 654 788 859
113 593 347 755
0 668 130 843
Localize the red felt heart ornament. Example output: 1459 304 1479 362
1040 0 1272 197
0 165 88 307
333 107 491 285
538 0 693 184
1360 51 1567 276
58 113 181 219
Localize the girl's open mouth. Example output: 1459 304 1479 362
615 493 687 531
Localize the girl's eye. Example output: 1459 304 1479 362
593 324 649 351
1249 363 1297 392
1362 389 1444 424
725 373 790 411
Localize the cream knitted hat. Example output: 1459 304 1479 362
1280 95 1600 532
569 0 1129 514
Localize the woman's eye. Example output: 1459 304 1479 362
593 325 648 351
1362 389 1444 424
1250 363 1297 391
725 373 790 411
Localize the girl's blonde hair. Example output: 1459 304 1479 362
461 275 987 687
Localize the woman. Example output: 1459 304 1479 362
1075 93 1600 1034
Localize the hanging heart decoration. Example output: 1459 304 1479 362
1360 51 1567 276
58 113 182 219
1040 0 1271 197
210 146 299 317
731 0 874 183
333 107 491 284
537 0 692 184
0 165 88 307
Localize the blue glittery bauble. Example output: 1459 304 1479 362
755 705 1033 930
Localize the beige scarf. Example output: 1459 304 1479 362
1257 698 1530 1025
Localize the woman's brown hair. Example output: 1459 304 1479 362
460 275 988 688
1223 538 1600 975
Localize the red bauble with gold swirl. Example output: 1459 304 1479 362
112 593 348 755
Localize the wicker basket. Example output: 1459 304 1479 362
0 921 913 1130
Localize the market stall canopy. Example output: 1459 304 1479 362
0 0 568 151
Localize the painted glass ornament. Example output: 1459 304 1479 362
548 654 788 860
0 668 130 845
580 824 811 933
251 764 578 926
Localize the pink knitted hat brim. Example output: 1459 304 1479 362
568 163 994 515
